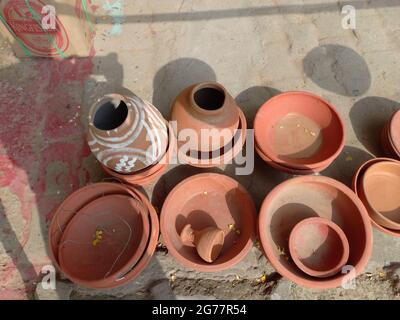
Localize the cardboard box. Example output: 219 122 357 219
0 0 95 58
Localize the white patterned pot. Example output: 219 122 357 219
87 93 168 173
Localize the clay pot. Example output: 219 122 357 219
87 93 168 173
360 161 400 230
101 122 175 186
58 194 149 286
160 173 256 272
255 142 329 175
48 182 159 289
352 158 400 237
289 217 350 278
171 82 240 153
258 176 372 289
176 107 247 168
180 224 225 263
389 110 400 156
254 91 345 170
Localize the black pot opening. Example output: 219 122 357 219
194 87 225 111
93 99 128 130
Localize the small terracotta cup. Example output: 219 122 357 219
289 217 350 278
361 161 400 230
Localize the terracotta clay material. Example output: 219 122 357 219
58 194 149 287
101 122 175 186
289 217 350 278
255 142 330 175
87 93 168 174
176 107 247 168
48 182 159 289
254 91 345 170
180 224 225 263
389 110 400 157
258 176 372 289
352 158 400 238
160 173 256 272
360 162 400 230
171 82 240 153
381 123 398 158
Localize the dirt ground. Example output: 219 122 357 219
1 0 400 300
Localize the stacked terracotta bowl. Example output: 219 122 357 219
171 82 247 168
160 173 256 271
48 182 159 289
87 93 171 186
353 158 400 238
254 92 345 175
381 110 400 159
258 176 372 289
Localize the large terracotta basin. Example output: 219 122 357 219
160 173 256 272
258 176 372 289
254 91 345 170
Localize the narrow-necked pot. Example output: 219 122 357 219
171 82 240 153
360 161 400 230
352 157 400 238
289 217 350 278
176 107 247 168
160 173 256 272
87 93 168 174
101 122 175 186
254 91 345 170
258 176 372 289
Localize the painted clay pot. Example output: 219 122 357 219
289 217 350 278
258 176 372 289
160 173 256 272
176 107 247 168
171 82 240 153
87 93 168 174
352 158 400 237
58 194 150 287
254 91 345 170
48 182 159 289
360 161 400 230
100 122 175 186
180 224 225 263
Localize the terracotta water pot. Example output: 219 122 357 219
176 107 247 168
288 217 350 278
48 182 159 288
258 176 372 289
58 194 150 286
352 158 400 237
180 224 225 263
171 82 240 153
360 161 400 230
87 93 168 173
254 91 345 170
101 122 175 185
160 173 256 272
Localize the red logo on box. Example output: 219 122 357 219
4 0 69 56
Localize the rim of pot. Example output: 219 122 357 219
258 175 373 289
190 82 228 115
89 93 132 133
